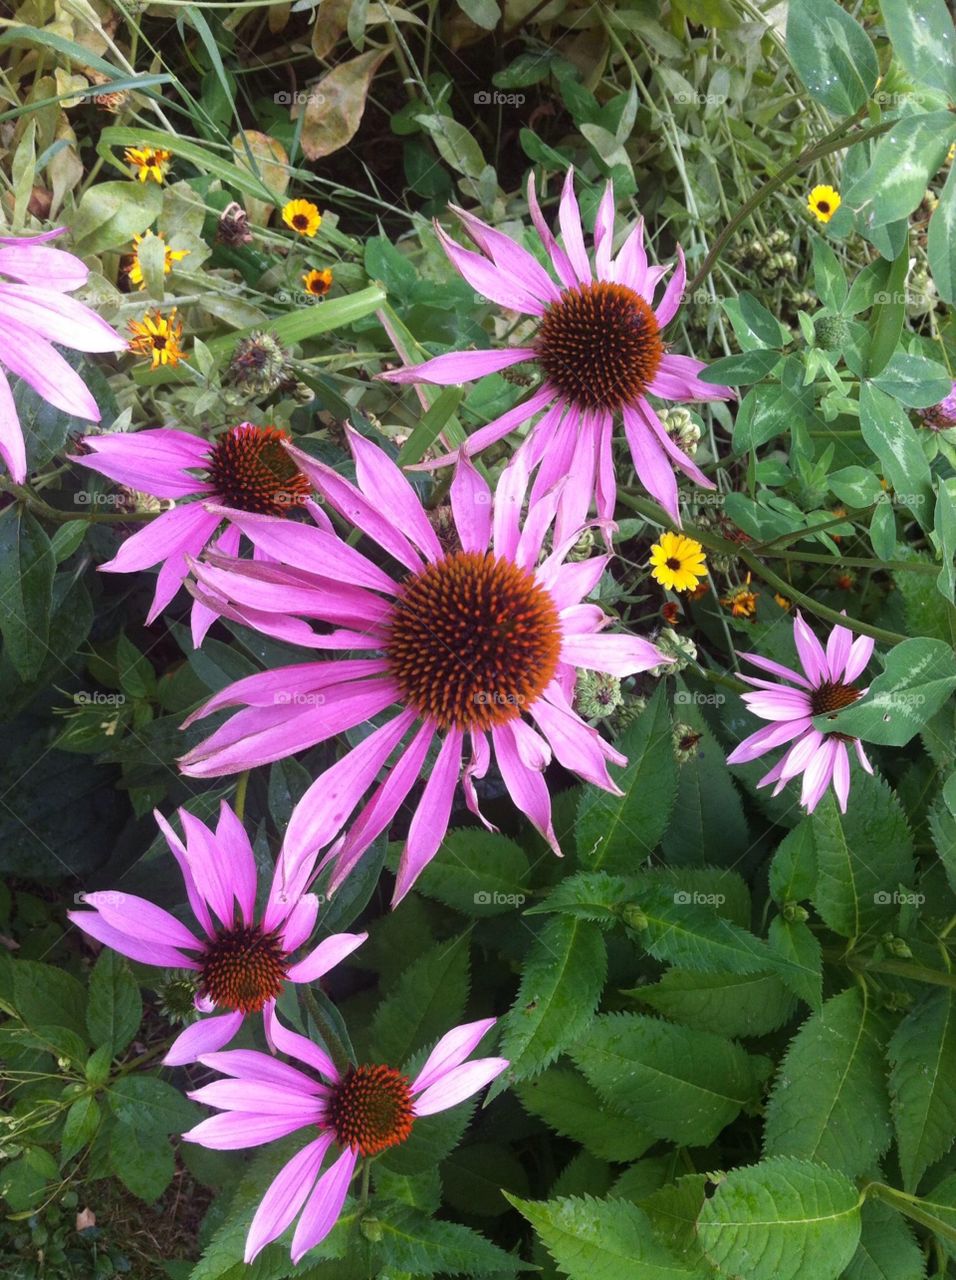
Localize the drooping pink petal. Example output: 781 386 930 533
594 410 616 526
553 411 597 546
649 352 735 402
100 503 219 577
0 365 27 480
843 633 875 684
68 910 201 970
740 689 814 721
189 1079 322 1115
451 203 562 306
290 1145 358 1264
164 1011 245 1066
73 428 212 498
652 247 686 329
379 345 535 386
461 730 495 831
621 402 681 525
412 1017 498 1093
561 632 666 676
531 692 622 790
245 1135 333 1264
285 930 367 984
492 720 561 855
793 612 829 685
0 317 102 420
492 448 530 562
778 729 826 783
182 659 386 726
214 800 258 926
413 1058 510 1116
832 741 851 812
726 716 814 765
450 453 492 553
738 651 813 689
537 554 608 610
634 398 715 490
854 739 874 774
80 891 202 954
416 384 556 469
264 1004 339 1083
347 427 443 563
433 221 547 314
278 893 320 951
182 1110 310 1150
527 171 576 289
393 729 463 906
0 239 88 289
802 736 838 811
0 285 126 353
592 181 616 280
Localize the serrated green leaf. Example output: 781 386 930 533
842 1199 926 1280
86 949 142 1057
769 818 817 905
517 1068 654 1163
60 1094 100 1166
108 1075 196 1135
661 712 748 865
0 509 55 682
109 1121 174 1202
697 1156 862 1280
637 969 796 1038
572 1013 767 1146
525 870 635 926
768 916 823 1011
888 989 956 1191
370 935 470 1066
764 987 892 1177
414 829 530 916
371 1202 522 1274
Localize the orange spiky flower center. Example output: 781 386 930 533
326 1064 414 1156
199 923 288 1013
205 425 311 516
536 281 664 412
384 550 562 731
810 680 861 717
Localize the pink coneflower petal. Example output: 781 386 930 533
393 729 464 906
450 454 492 553
553 412 598 545
80 891 202 953
189 1080 321 1115
462 730 495 831
726 716 814 765
560 632 666 676
67 910 201 970
527 172 576 288
381 345 536 386
653 247 687 329
214 800 257 925
101 504 219 576
0 285 127 353
200 1050 326 1092
419 384 556 470
621 401 681 524
73 428 213 498
538 553 608 609
634 398 716 490
0 365 27 482
434 222 546 315
153 810 215 937
290 1146 358 1264
738 651 813 689
593 181 616 279
278 894 320 951
649 352 734 402
245 1135 333 1264
778 729 826 783
802 737 839 811
264 1003 339 1082
348 428 443 562
0 239 87 289
832 741 851 812
412 1017 497 1093
531 692 622 789
451 203 562 306
164 1011 245 1067
793 612 829 685
825 621 854 681
611 214 648 291
183 1111 311 1150
0 318 101 421
178 808 240 929
855 739 875 774
492 719 560 854
285 931 367 984
741 689 815 720
844 633 876 684
181 659 387 726
413 1058 510 1117
557 167 592 285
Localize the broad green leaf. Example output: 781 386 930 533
699 348 781 384
812 236 848 312
768 918 823 1013
0 510 55 682
60 1095 100 1166
296 50 389 161
577 686 677 870
69 178 163 255
442 1143 528 1217
697 1156 862 1280
828 465 884 508
517 1068 654 1162
507 1192 709 1280
413 829 530 916
842 1199 926 1280
108 1121 174 1202
764 987 892 1177
817 637 956 746
661 713 748 865
863 249 907 375
810 779 915 939
737 293 791 348
769 818 817 904
872 352 954 408
370 1203 522 1274
641 1174 712 1269
786 0 878 114
860 384 934 529
12 961 88 1040
638 969 796 1038
108 1075 196 1135
880 0 956 98
929 162 956 304
845 113 956 230
494 917 606 1089
572 1013 767 1146
86 950 142 1057
370 934 470 1066
525 870 637 926
888 989 956 1191
418 113 486 179
934 478 956 603
457 0 501 28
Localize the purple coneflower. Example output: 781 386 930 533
726 612 875 813
183 1005 507 1263
72 423 316 644
177 430 669 904
378 169 733 531
68 801 365 1065
0 227 125 482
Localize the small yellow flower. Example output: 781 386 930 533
649 532 708 593
721 573 758 619
302 267 333 297
808 184 841 224
127 232 189 289
948 142 955 165
773 592 792 611
124 146 172 185
282 199 322 237
128 308 187 370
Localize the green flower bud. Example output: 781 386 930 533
360 1217 384 1242
650 628 697 676
672 723 702 763
813 314 852 350
226 331 290 395
782 900 809 924
575 670 623 720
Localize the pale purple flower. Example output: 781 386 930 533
72 422 316 644
0 227 125 482
68 800 365 1065
919 380 956 431
183 1005 507 1263
378 169 733 530
177 429 669 905
726 612 875 813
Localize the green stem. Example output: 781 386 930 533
864 1182 956 1246
0 481 156 525
233 770 249 823
359 1159 371 1209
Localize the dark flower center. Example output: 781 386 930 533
810 679 861 717
205 425 311 516
666 557 681 571
199 924 288 1013
536 281 664 412
385 549 561 731
326 1064 414 1157
293 214 309 230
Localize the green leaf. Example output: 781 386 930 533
0 509 55 682
661 712 748 865
786 0 878 114
494 917 606 1088
880 0 956 98
457 0 501 29
526 870 637 926
69 178 164 255
507 1192 709 1280
86 950 142 1057
413 829 530 916
810 778 915 938
417 114 486 179
872 352 954 408
572 1012 767 1146
764 986 892 1177
577 686 677 871
696 1156 862 1280
60 1094 101 1166
13 961 89 1040
737 293 791 348
888 989 956 1192
443 1142 528 1217
371 1203 522 1274
829 465 884 508
109 1121 174 1202
842 1199 926 1280
638 969 796 1038
929 161 956 305
370 934 470 1066
108 1075 196 1135
933 478 956 604
517 1068 654 1163
812 237 848 312
863 248 907 375
859 384 934 529
769 818 817 905
769 917 823 1011
698 348 781 384
846 113 956 230
816 638 956 746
